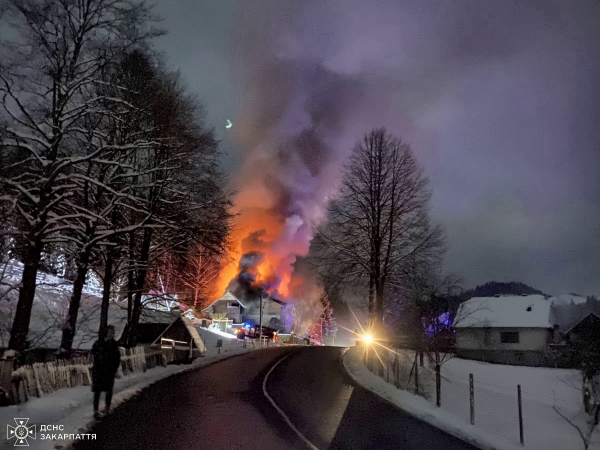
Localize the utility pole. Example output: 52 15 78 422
259 290 264 347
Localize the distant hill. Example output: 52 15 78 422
462 281 547 300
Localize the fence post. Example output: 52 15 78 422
386 352 390 383
435 363 441 407
414 355 419 395
394 354 399 388
518 384 524 446
469 373 475 425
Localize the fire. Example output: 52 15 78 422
214 204 302 298
211 116 331 302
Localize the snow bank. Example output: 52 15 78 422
0 347 255 450
343 346 600 450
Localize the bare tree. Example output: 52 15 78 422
0 0 156 354
399 265 465 406
179 244 221 310
314 128 443 334
552 322 600 450
120 70 233 347
553 393 598 450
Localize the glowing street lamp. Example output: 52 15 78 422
363 334 373 344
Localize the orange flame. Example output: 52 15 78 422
214 204 297 298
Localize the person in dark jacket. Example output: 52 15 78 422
91 325 121 418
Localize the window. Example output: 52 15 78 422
227 301 239 308
500 331 519 344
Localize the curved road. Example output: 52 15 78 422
74 346 476 450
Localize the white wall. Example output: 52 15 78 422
456 327 550 351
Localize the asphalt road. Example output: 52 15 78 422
74 346 477 450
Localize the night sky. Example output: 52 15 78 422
151 0 600 295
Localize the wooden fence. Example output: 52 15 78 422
7 346 167 404
363 346 434 399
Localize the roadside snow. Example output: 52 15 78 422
343 346 599 450
0 347 255 450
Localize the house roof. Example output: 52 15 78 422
202 290 245 311
152 316 207 353
564 312 600 336
269 297 287 307
454 295 553 329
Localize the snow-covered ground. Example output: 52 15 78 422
1 259 103 297
343 346 599 450
0 345 256 450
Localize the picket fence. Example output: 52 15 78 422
8 347 166 404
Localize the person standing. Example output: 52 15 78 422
91 325 121 418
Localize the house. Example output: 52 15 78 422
563 312 600 344
202 290 287 330
552 296 600 342
454 295 554 366
202 291 244 323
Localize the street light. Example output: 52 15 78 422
363 334 373 344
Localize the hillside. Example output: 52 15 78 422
462 281 547 300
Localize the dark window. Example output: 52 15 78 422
500 331 519 344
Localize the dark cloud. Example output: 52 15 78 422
152 0 600 295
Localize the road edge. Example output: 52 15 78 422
340 347 513 450
262 353 320 450
56 349 256 450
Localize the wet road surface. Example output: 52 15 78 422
74 346 477 450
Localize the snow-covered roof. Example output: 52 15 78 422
202 290 245 310
454 295 553 329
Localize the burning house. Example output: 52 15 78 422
202 289 288 331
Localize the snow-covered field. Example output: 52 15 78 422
344 346 599 450
0 345 256 450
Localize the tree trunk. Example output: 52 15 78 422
124 228 152 347
368 274 375 328
99 251 114 341
371 281 385 336
8 240 44 353
127 231 136 323
59 251 90 356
